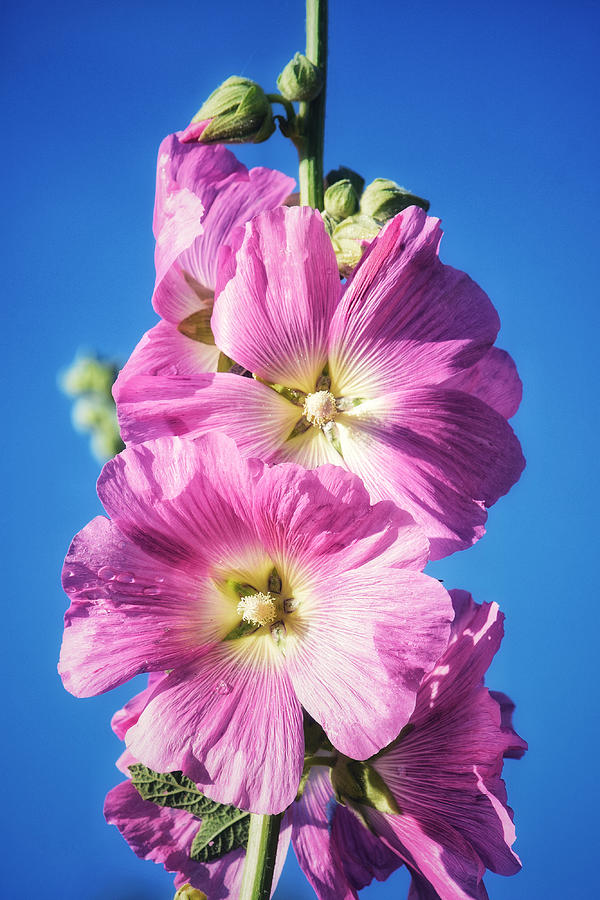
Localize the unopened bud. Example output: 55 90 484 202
174 886 207 900
360 178 430 223
182 77 275 145
325 166 365 197
277 53 322 102
60 355 116 397
324 179 358 220
331 214 381 276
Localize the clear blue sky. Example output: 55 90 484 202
2 0 598 897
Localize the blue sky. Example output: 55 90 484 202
2 0 598 897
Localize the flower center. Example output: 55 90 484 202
237 592 277 627
303 390 337 427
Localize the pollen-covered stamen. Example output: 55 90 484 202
237 592 277 627
303 390 337 427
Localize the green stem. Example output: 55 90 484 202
239 812 283 900
297 0 328 208
266 93 297 125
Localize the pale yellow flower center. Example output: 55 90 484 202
303 390 337 426
237 592 278 627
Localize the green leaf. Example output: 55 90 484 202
128 764 222 818
190 805 250 863
330 756 400 815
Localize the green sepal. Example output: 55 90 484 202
330 757 400 815
177 308 215 345
217 352 234 372
190 805 250 863
128 764 222 817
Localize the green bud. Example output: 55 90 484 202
190 76 275 144
324 179 359 220
71 396 113 432
331 214 381 276
325 166 365 197
360 178 430 223
174 886 207 900
277 52 322 102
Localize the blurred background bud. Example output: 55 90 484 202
277 52 322 102
60 351 124 462
324 178 358 220
181 76 275 144
360 177 429 223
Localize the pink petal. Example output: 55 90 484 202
286 567 452 759
116 373 303 459
330 803 401 892
126 643 304 815
59 516 210 697
336 388 524 559
441 347 522 419
328 208 500 397
111 672 166 740
212 206 342 392
114 323 220 402
288 768 358 900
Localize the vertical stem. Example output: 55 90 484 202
239 812 283 900
298 0 328 208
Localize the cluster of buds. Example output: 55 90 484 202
324 170 430 276
60 352 123 462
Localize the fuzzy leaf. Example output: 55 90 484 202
128 764 222 817
190 806 250 863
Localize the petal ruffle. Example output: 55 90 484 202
328 208 500 397
441 347 522 419
212 206 342 392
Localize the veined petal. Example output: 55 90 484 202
116 373 302 461
59 516 212 697
289 768 358 900
212 206 342 391
114 323 220 402
111 672 166 740
335 388 524 559
328 208 500 397
96 435 266 572
126 641 304 814
154 187 205 291
286 568 452 759
441 346 523 419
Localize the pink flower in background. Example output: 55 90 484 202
59 434 452 814
286 591 527 900
116 205 524 559
118 133 294 383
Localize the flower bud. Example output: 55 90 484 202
324 179 359 220
331 214 381 277
360 178 430 223
173 886 207 900
60 355 116 397
182 77 275 145
277 52 322 102
325 166 365 197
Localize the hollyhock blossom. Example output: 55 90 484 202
59 433 452 814
286 590 527 900
116 205 525 559
118 133 294 384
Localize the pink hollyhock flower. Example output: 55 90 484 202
59 433 452 814
118 133 294 382
286 590 527 900
116 205 524 559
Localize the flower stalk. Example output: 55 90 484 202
239 812 283 900
296 0 328 208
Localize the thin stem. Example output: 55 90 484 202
266 93 297 125
297 0 328 208
239 812 283 900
